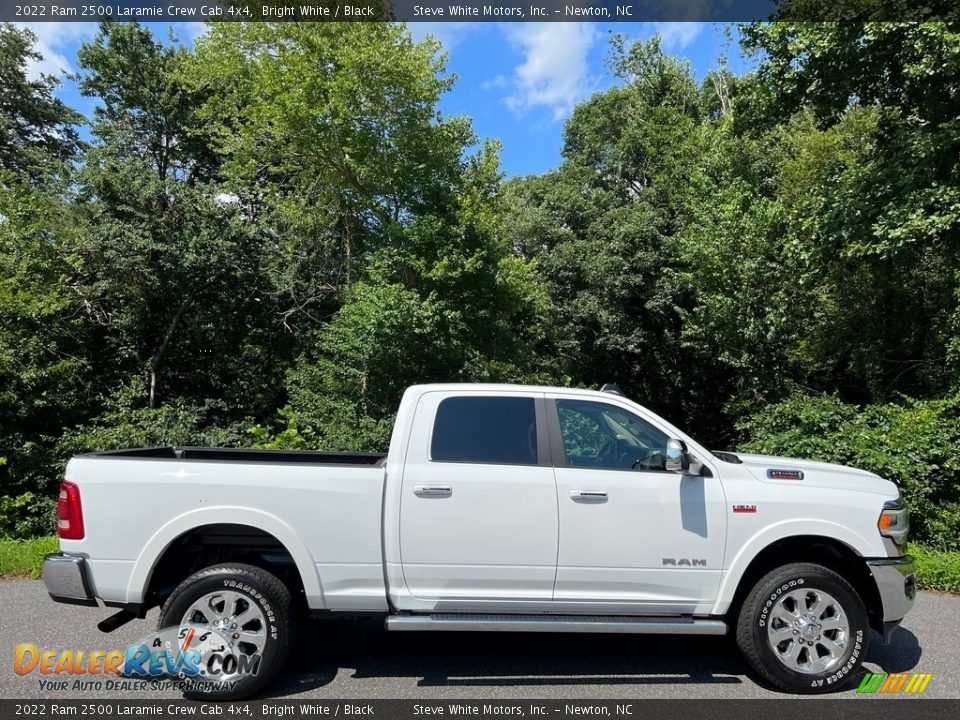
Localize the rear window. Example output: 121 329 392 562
431 396 538 465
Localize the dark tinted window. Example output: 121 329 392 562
431 396 538 465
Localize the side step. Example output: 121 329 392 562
386 613 727 635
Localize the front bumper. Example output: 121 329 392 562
42 553 97 607
867 554 916 640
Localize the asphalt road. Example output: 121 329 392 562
1 579 957 700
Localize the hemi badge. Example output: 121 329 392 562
767 469 804 481
733 504 757 513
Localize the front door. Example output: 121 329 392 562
550 396 726 614
399 391 559 605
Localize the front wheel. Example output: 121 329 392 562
158 563 295 700
736 562 869 693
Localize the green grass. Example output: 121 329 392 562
912 545 960 593
0 536 58 578
0 536 958 593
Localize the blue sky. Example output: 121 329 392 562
17 21 750 177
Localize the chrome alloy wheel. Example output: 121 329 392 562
180 590 267 670
766 588 850 674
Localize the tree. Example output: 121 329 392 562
0 25 87 529
733 22 960 400
69 22 290 416
286 143 551 451
0 24 82 182
77 22 218 185
740 22 960 129
187 23 550 449
504 36 733 442
187 22 475 332
0 180 91 501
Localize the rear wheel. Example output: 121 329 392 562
736 562 869 693
159 563 295 700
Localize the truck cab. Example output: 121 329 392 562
384 386 727 615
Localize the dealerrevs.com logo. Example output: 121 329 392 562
13 624 260 692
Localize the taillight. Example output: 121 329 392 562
56 480 84 540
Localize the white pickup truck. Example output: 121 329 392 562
43 383 915 698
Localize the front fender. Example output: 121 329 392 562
711 519 880 616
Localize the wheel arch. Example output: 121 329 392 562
716 527 882 631
127 507 324 610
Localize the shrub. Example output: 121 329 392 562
248 406 319 451
58 398 249 457
3 392 252 539
0 492 55 539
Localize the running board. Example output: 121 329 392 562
386 613 727 635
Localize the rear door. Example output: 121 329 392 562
399 391 559 604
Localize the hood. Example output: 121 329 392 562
726 452 898 497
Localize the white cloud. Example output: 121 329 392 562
482 74 508 91
409 22 478 51
15 22 97 80
14 22 207 82
171 22 211 46
503 23 599 121
651 22 704 52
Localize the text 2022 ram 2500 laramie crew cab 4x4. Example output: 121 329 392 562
43 384 916 698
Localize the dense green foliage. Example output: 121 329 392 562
2 21 960 552
0 24 82 179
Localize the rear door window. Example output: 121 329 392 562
431 396 539 465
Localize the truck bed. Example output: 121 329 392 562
64 447 389 611
80 446 387 466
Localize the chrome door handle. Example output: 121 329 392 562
570 490 608 501
413 484 452 497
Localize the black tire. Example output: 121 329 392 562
159 563 295 700
736 562 869 693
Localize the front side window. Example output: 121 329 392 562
556 399 669 471
431 396 538 465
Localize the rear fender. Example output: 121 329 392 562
126 506 324 608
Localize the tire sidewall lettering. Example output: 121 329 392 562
821 630 863 686
218 577 280 640
758 577 804 628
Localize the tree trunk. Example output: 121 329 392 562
148 298 191 408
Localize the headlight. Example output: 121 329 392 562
878 499 909 546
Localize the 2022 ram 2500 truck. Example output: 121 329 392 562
43 383 916 698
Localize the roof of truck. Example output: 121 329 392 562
407 383 623 399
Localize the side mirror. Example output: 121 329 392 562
665 438 687 473
665 438 704 476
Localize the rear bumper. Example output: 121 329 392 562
867 554 916 639
42 553 97 607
